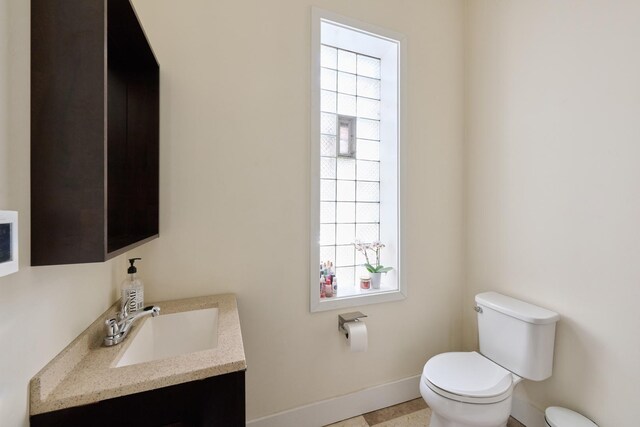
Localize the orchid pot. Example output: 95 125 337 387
353 239 392 290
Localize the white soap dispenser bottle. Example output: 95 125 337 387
122 258 144 313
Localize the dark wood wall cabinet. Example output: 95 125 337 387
31 0 159 266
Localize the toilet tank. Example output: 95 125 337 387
475 292 560 381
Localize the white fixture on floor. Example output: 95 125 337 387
420 292 560 427
545 407 598 427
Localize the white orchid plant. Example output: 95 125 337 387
353 239 393 274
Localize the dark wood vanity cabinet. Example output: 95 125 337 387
30 370 246 427
31 0 159 266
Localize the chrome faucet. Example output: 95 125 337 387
104 297 160 347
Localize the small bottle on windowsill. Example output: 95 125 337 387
324 282 333 297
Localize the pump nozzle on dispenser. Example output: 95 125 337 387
128 258 142 274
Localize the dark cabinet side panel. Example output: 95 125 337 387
107 0 160 254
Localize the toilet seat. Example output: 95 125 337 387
422 352 516 404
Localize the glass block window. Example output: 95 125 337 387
312 11 403 312
319 44 382 296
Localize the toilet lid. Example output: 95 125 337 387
423 352 513 399
545 407 598 427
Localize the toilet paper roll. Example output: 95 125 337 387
345 322 368 352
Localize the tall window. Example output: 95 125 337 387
311 10 405 312
319 44 383 294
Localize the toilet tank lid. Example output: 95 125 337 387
475 292 560 325
545 407 598 427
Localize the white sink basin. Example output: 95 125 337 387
116 308 219 367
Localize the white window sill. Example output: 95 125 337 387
311 286 406 312
333 282 397 298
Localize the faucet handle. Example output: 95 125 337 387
105 318 119 336
119 296 131 320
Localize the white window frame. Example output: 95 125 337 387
310 8 407 312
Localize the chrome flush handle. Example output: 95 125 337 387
474 305 483 313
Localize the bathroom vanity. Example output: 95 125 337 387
29 294 246 426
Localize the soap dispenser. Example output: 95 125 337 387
122 258 144 313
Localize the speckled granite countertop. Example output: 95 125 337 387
30 294 246 415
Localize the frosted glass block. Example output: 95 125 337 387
337 50 356 73
357 181 380 202
336 158 355 180
355 266 370 281
336 180 355 201
336 202 356 223
321 68 337 91
321 90 337 113
356 202 379 223
320 157 336 179
321 45 337 69
320 201 336 223
357 55 381 78
321 113 337 135
356 140 379 161
357 97 380 120
321 135 336 157
357 76 381 99
356 223 379 243
336 267 355 287
336 245 355 267
320 179 336 201
320 224 335 245
336 223 355 245
320 246 335 266
338 72 356 95
356 160 379 181
357 118 380 140
337 94 356 116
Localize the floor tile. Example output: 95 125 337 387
372 408 431 426
323 398 527 427
362 398 427 425
325 415 370 427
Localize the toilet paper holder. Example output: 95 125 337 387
338 311 367 338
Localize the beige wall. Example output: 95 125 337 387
465 1 640 425
19 0 640 425
0 2 126 426
4 0 639 425
130 0 465 420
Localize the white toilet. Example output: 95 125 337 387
420 292 560 427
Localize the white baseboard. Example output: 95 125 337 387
247 375 547 427
246 375 422 427
511 395 546 427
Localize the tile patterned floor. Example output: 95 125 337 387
324 398 526 427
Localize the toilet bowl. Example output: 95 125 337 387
420 351 522 427
421 292 560 427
